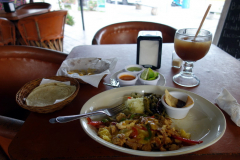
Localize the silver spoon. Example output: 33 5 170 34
103 79 120 88
103 82 120 87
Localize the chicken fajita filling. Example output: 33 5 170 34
87 93 203 151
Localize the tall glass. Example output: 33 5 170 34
173 28 212 87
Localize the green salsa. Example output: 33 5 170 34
127 67 142 72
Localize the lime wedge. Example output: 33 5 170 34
140 68 149 80
153 72 159 78
148 68 154 79
141 68 159 80
147 72 158 80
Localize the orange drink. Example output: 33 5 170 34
173 28 212 87
174 37 211 61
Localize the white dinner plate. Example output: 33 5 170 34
111 69 166 87
80 86 226 157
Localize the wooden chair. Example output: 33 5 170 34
15 2 52 11
0 18 15 46
17 10 67 52
92 21 177 45
0 45 67 159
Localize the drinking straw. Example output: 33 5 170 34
193 4 212 41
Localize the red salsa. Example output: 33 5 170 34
119 75 136 81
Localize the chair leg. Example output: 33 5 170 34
48 40 57 51
54 39 60 51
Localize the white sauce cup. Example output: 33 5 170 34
117 72 138 86
124 65 144 75
161 91 194 119
138 73 160 85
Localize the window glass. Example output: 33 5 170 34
31 0 226 53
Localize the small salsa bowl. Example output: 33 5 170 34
138 73 160 85
124 65 144 75
161 91 194 119
117 72 138 86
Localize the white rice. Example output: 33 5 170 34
125 97 144 114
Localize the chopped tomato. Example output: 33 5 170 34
110 122 117 125
172 135 203 144
127 97 132 99
88 121 103 126
86 117 104 128
130 127 138 138
86 117 92 123
135 125 147 131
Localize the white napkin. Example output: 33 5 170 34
215 88 240 127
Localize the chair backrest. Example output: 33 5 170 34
0 18 15 46
0 45 67 120
92 21 177 45
17 10 67 51
16 2 52 11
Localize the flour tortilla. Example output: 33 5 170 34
26 82 76 107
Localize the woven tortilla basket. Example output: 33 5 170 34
16 76 80 113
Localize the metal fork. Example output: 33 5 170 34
49 103 126 124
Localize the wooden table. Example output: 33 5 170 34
0 9 48 21
8 44 240 160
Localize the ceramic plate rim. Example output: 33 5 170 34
80 86 226 157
